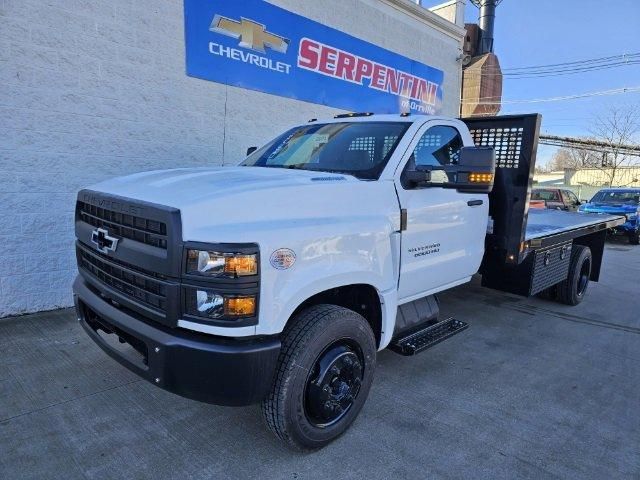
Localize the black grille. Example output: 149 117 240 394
77 201 167 249
78 245 167 312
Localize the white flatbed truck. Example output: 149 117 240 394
73 113 623 450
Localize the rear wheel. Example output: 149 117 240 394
629 231 640 245
557 245 592 305
262 304 376 451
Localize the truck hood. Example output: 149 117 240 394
88 166 399 242
89 166 361 205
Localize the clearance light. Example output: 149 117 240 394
468 173 494 183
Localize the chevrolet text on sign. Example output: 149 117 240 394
184 0 445 114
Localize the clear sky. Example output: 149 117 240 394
462 0 640 166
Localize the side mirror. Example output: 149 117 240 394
246 146 258 156
405 147 496 193
404 169 431 186
455 147 495 193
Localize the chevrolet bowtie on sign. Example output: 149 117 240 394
210 15 289 54
184 0 444 114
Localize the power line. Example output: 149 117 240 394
465 59 640 79
501 52 640 72
470 62 640 78
464 53 640 79
461 86 640 105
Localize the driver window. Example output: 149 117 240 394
414 126 463 167
402 125 463 187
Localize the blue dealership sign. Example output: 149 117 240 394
184 0 445 114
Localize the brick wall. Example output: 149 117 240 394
0 0 463 317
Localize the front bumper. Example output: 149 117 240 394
73 276 280 406
613 220 638 233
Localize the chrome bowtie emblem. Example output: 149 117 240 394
210 15 290 54
91 228 119 254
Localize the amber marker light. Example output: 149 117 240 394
468 173 494 183
223 255 258 276
224 296 256 317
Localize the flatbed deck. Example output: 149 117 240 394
467 114 627 298
525 209 625 242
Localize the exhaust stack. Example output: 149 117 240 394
461 0 504 117
477 0 497 54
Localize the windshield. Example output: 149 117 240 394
590 190 640 205
241 122 410 180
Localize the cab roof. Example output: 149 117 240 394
307 113 453 124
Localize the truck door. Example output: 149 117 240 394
395 122 489 302
562 189 580 211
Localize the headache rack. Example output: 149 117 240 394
463 114 541 266
461 114 623 297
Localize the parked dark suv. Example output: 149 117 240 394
531 188 581 211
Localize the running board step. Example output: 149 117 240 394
388 317 468 356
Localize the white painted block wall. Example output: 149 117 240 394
0 0 463 317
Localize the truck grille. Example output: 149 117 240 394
78 245 167 312
77 201 168 249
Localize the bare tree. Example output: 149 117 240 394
546 106 640 186
588 106 640 186
549 147 597 171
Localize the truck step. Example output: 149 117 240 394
388 317 468 356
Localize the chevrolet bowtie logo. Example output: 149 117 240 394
91 228 119 254
210 15 289 54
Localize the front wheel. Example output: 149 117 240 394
629 230 640 245
262 304 376 451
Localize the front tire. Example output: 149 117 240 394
262 304 376 451
557 245 592 305
629 230 640 245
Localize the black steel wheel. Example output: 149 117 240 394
576 255 591 297
304 341 364 428
262 304 376 451
558 245 592 305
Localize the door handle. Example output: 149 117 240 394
467 199 483 207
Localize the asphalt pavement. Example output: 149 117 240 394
1 239 639 479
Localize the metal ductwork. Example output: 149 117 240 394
471 0 502 55
463 0 504 117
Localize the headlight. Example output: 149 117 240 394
187 250 258 277
185 288 256 319
626 212 638 221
